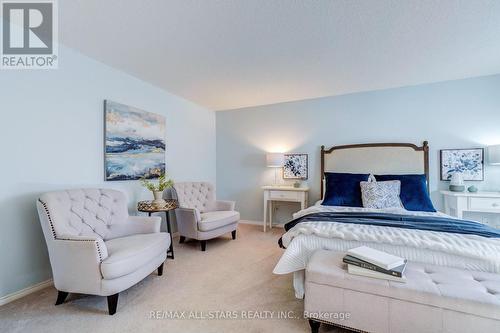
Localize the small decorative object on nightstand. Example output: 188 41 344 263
262 185 309 232
468 185 478 193
441 191 500 221
138 199 178 259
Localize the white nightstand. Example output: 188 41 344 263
441 190 500 219
262 186 309 232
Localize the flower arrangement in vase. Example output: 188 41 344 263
140 173 174 208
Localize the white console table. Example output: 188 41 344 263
441 191 500 219
262 186 309 232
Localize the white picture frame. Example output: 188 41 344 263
440 148 484 181
283 154 308 179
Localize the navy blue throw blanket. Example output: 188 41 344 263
278 212 500 248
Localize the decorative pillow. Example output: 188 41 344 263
323 172 370 207
374 174 436 212
360 180 403 209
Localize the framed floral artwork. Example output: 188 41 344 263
283 154 308 179
440 148 484 181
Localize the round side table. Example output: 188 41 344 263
137 199 178 259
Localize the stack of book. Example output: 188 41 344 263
343 246 407 282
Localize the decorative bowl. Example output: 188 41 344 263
468 185 478 193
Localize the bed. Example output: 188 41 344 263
273 142 500 299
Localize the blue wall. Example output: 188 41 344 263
0 46 216 299
216 75 500 224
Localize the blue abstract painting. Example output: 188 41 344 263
440 148 484 181
105 100 165 181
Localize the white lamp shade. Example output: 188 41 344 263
266 153 284 167
450 173 464 185
489 145 500 165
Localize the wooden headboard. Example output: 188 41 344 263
320 141 429 198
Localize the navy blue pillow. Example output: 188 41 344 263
374 174 436 212
323 172 370 207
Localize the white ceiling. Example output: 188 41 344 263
60 0 500 111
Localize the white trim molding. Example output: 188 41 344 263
239 219 264 226
239 220 285 228
0 279 53 306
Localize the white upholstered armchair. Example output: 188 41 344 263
36 189 170 315
173 182 239 251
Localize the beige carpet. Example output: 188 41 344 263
0 224 348 333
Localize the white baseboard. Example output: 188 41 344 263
0 279 53 306
239 220 285 228
239 219 263 226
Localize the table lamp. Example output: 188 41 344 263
449 173 465 192
266 153 284 185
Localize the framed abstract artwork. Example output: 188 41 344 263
283 153 308 179
440 148 484 181
104 100 166 181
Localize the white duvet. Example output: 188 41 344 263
273 205 500 298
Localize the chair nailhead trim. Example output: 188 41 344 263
53 237 104 262
39 199 104 262
38 199 57 239
95 242 103 261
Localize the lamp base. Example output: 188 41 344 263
273 168 281 186
449 185 465 192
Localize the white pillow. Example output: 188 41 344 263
360 180 403 209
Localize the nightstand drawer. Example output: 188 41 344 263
269 190 299 201
470 198 500 211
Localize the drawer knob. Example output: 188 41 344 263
493 203 499 207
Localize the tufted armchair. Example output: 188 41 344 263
36 189 170 315
173 182 239 251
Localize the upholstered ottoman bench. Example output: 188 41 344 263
305 250 500 333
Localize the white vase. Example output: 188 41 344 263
152 190 166 207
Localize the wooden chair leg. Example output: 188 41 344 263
200 240 206 251
55 291 68 305
308 319 320 333
231 230 236 240
107 293 119 315
158 263 164 276
179 236 186 243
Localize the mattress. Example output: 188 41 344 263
274 205 500 298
